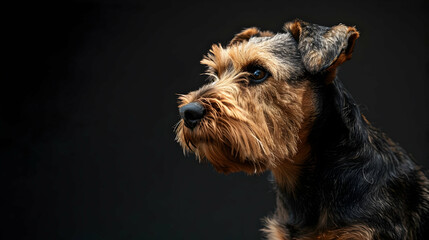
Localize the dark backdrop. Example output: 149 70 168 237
3 0 428 239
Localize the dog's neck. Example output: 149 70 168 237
269 128 318 229
270 127 313 192
270 79 316 192
271 78 370 229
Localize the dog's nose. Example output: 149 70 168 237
179 102 206 129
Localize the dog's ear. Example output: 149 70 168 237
229 27 274 46
284 19 359 83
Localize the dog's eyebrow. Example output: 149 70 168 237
201 55 236 78
241 60 269 72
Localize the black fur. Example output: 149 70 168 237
272 77 429 239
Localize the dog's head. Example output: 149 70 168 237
175 20 359 178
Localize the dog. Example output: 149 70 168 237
175 19 429 239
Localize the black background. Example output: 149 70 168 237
3 0 428 239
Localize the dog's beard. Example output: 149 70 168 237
175 117 269 174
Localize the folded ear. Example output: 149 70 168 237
284 19 359 83
229 27 274 46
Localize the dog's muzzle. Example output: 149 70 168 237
179 102 206 129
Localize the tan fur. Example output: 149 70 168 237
229 27 274 46
270 81 316 190
262 218 289 240
262 221 374 240
176 42 316 182
310 225 375 240
283 20 302 42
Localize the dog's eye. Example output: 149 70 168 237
248 68 269 84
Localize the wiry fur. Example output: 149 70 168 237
176 40 312 186
175 19 429 239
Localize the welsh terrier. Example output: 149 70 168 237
175 19 429 240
